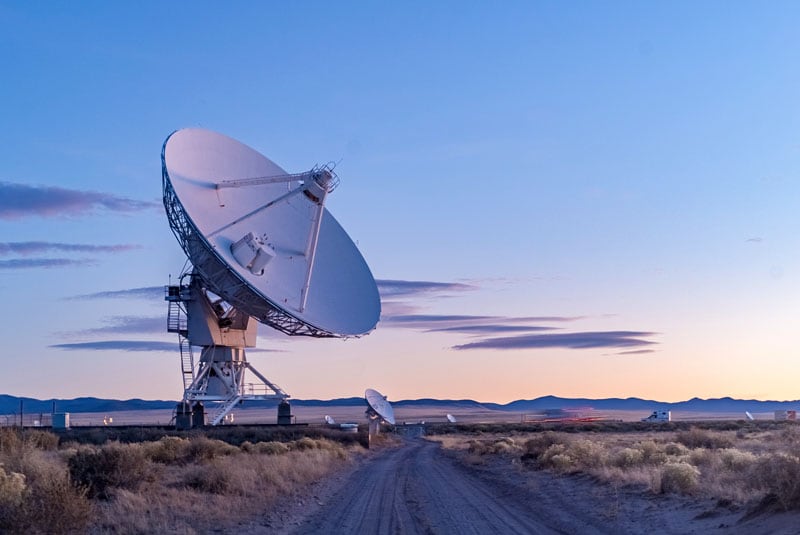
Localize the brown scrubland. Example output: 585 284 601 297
0 427 363 533
428 420 800 512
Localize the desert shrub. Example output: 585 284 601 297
663 442 688 456
241 441 290 455
22 430 59 452
522 432 568 461
186 437 240 461
292 437 319 451
539 444 576 472
467 440 490 455
0 464 26 527
17 465 91 533
750 454 800 510
688 448 715 466
183 456 266 496
568 439 608 469
676 428 733 450
1 453 91 534
183 461 235 495
635 440 667 465
614 447 645 468
735 426 761 440
719 448 757 471
489 439 520 455
659 462 700 494
779 425 800 445
543 453 574 473
311 438 342 451
0 429 21 455
68 443 152 499
467 437 523 456
143 436 191 464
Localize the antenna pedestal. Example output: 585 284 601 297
167 274 288 427
367 415 381 435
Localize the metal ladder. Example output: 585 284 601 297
178 336 194 391
167 299 194 392
167 300 187 334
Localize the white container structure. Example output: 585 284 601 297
52 413 70 430
641 410 671 422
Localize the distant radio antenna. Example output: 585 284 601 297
365 388 395 443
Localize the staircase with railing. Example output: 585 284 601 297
166 292 194 393
210 394 242 426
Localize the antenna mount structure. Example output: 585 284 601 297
162 129 380 427
365 388 395 443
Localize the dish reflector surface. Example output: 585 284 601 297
162 128 380 337
365 388 395 425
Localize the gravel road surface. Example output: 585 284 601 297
294 438 610 534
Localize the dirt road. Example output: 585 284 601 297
290 439 800 534
294 439 611 534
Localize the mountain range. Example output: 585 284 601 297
2 394 799 415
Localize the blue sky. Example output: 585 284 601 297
1 2 799 403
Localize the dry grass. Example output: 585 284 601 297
0 429 91 533
429 423 800 510
0 427 358 533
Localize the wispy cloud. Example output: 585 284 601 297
50 340 176 352
0 181 158 219
0 258 94 269
376 279 475 298
66 316 165 337
0 241 141 256
429 324 556 334
382 313 582 330
613 349 657 355
453 331 657 351
67 286 163 300
383 314 496 325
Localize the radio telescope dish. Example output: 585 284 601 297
446 413 457 423
163 128 380 337
365 388 395 425
162 128 380 427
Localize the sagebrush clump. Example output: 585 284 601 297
0 430 91 533
68 442 153 499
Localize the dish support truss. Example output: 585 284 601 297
166 275 287 426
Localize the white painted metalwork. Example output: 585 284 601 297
365 388 395 425
162 129 380 426
162 129 380 337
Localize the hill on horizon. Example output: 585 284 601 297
2 394 800 415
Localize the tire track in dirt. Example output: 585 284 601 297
293 439 612 534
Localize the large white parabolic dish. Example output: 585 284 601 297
162 128 380 337
365 388 395 425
